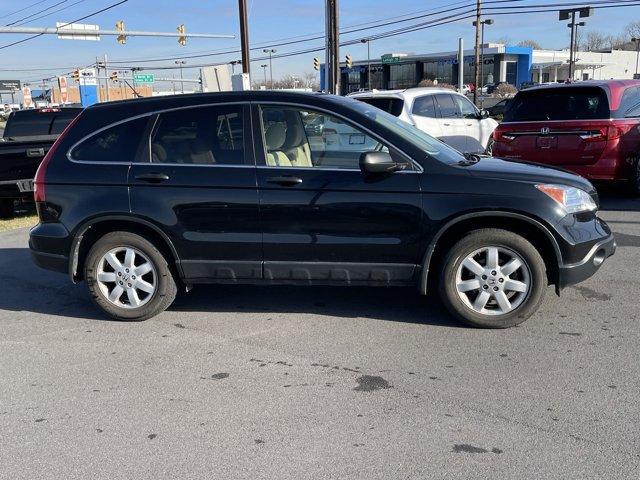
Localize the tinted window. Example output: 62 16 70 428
354 97 404 117
50 113 79 135
503 87 610 122
71 117 148 162
412 96 437 118
150 105 244 165
5 111 52 137
453 95 478 119
621 87 640 117
260 106 400 170
434 94 459 118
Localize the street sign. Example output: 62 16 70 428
56 22 100 41
22 86 32 108
0 79 20 91
58 76 68 104
133 73 155 85
381 53 408 64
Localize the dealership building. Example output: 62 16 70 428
321 43 640 94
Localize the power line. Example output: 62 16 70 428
0 0 128 51
5 0 68 27
12 0 91 27
0 0 53 20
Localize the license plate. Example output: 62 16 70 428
16 179 34 192
536 136 557 149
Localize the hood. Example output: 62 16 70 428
462 156 594 193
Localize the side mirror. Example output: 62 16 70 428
359 151 405 174
479 109 490 119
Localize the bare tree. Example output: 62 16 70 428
583 31 607 51
625 21 640 39
302 72 319 90
493 35 512 45
517 39 542 49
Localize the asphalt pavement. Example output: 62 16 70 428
0 193 638 479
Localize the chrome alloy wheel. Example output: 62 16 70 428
96 246 157 309
455 246 531 316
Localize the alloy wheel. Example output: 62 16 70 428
455 245 531 316
96 246 157 309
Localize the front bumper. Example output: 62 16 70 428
557 233 616 290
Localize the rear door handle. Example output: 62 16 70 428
26 148 45 158
266 175 303 186
443 123 451 126
135 172 169 183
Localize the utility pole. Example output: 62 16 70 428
104 53 110 101
473 0 481 105
458 38 464 93
360 38 371 90
238 0 250 75
325 0 340 94
632 37 640 78
559 7 593 82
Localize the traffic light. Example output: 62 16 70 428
177 24 186 46
345 54 352 69
116 20 126 44
71 69 80 82
313 57 320 71
110 71 119 82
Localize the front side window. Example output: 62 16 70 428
150 105 245 165
259 106 397 170
71 116 149 162
434 94 460 118
412 95 437 118
453 95 478 119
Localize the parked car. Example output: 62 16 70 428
0 107 82 217
349 88 498 154
29 91 615 328
491 80 640 195
486 98 512 119
456 84 471 95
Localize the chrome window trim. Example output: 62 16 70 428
253 100 424 173
66 101 250 165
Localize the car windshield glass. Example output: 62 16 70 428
503 87 610 122
345 98 465 164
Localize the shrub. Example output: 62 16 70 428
495 83 518 97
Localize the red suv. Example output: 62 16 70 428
491 80 640 195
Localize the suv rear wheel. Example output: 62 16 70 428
0 199 14 218
84 232 177 321
439 228 546 328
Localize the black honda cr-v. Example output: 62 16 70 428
29 91 615 328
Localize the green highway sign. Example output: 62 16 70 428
133 73 154 84
381 53 407 64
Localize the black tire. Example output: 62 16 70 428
84 231 177 321
0 199 14 218
438 228 547 328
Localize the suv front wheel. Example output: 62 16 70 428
85 232 177 321
439 229 547 328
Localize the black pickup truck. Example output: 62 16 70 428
0 107 82 217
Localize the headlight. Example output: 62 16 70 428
535 184 597 214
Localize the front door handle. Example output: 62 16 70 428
266 175 303 186
443 123 451 126
135 172 169 183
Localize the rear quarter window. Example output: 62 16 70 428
503 87 610 122
70 116 149 163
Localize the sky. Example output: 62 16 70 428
0 0 638 88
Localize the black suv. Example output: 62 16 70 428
29 91 615 328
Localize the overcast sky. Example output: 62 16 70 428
0 0 638 86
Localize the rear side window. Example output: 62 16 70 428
621 87 640 117
412 95 437 118
354 97 404 117
50 113 79 135
150 105 245 165
503 87 610 122
434 94 459 118
70 117 149 162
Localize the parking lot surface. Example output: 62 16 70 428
0 194 638 479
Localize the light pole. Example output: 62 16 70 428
472 18 493 104
360 37 371 90
263 48 276 88
260 63 268 86
175 60 186 93
632 37 640 77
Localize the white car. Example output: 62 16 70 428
349 88 498 154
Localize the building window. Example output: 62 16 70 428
582 73 589 80
389 63 416 89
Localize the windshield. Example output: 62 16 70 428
346 98 465 165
